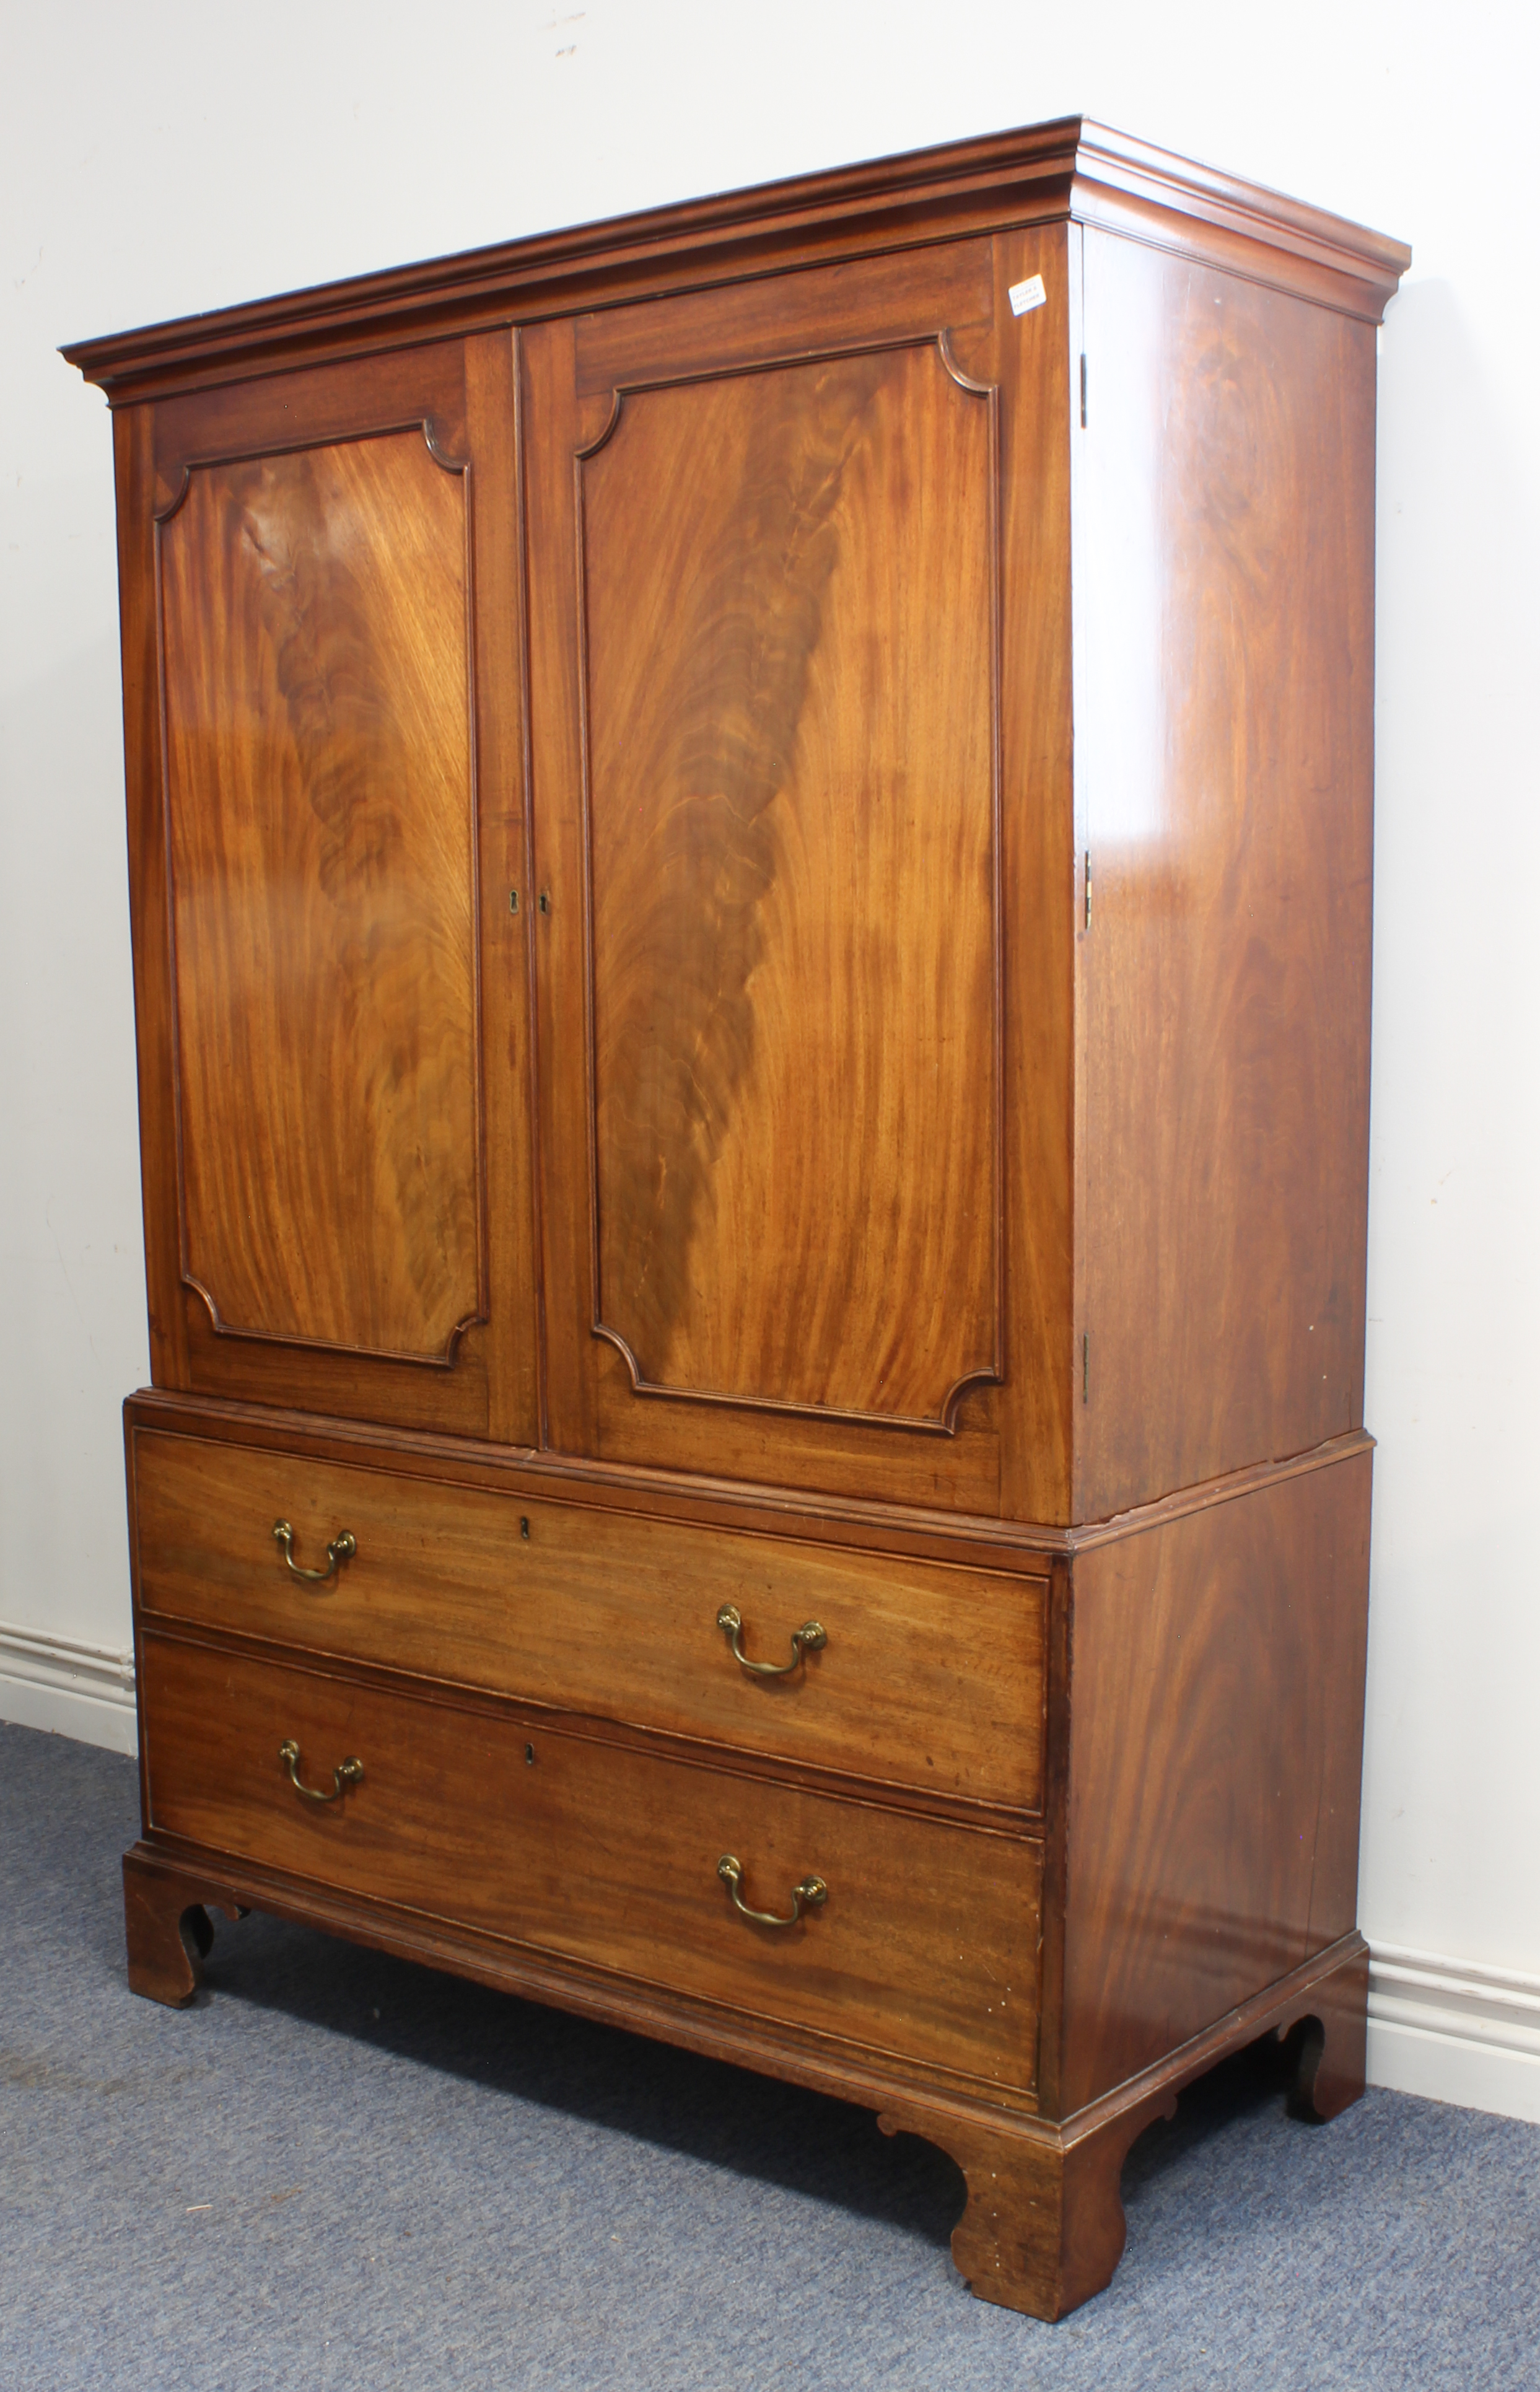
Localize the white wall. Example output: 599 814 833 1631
4 1 1538 2106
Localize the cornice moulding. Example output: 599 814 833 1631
61 117 1410 402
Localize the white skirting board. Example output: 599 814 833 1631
0 1621 138 1757
2 1631 1538 2127
1367 1943 1540 2126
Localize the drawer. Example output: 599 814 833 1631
132 1430 1046 1812
140 1635 1041 2092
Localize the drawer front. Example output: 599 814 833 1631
133 1430 1046 1812
141 1636 1041 2092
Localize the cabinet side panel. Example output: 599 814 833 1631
1075 233 1375 1517
1060 1450 1372 2116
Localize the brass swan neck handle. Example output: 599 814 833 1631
716 1604 826 1678
717 1854 827 1929
273 1520 356 1585
278 1738 364 1804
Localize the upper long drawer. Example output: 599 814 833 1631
130 1430 1046 1815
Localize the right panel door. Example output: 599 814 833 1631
524 233 1074 1514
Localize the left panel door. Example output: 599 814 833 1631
116 335 536 1439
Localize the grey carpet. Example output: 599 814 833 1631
2 1720 1536 2390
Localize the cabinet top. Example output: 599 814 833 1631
63 115 1410 403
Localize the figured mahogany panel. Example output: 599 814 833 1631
579 342 1000 1427
131 1427 1048 1812
1074 232 1378 1517
139 1633 1042 2092
159 426 482 1364
1057 1448 1372 2116
527 233 1071 1513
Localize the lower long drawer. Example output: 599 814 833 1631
140 1632 1041 2093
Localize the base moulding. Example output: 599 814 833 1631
1367 1942 1540 2126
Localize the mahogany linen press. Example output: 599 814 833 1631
64 118 1409 2319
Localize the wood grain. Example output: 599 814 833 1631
1284 1940 1368 2123
139 1632 1043 2092
131 1426 1047 1812
160 425 481 1362
526 289 1006 1514
115 1386 1014 1571
465 326 544 1449
525 237 1081 1514
121 340 536 1437
574 237 994 395
989 222 1076 1525
582 340 999 1425
114 401 190 1392
1074 232 1378 1517
122 1375 1373 1567
880 2084 1173 2320
880 1927 1367 2318
523 317 603 1463
1058 1447 1372 2115
121 1846 243 2006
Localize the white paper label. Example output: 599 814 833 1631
1008 273 1047 317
